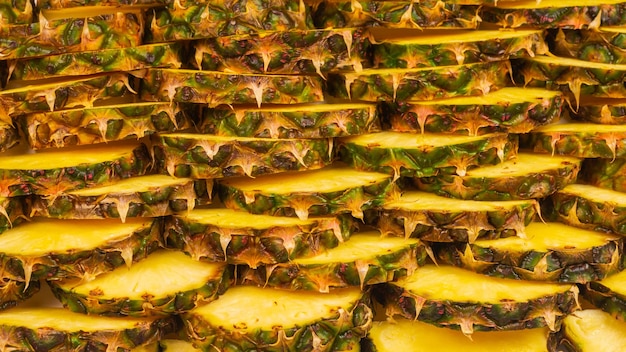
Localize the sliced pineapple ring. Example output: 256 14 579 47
367 318 550 352
338 131 517 179
243 231 429 292
182 285 371 351
139 69 324 107
327 60 510 102
522 122 626 159
154 133 333 178
583 269 626 321
415 153 581 200
372 29 547 68
439 222 623 283
50 250 230 316
582 158 626 192
374 191 537 242
550 183 626 234
0 141 150 197
0 217 160 282
551 309 626 351
386 87 563 135
382 265 579 335
218 165 396 220
0 307 175 351
200 102 380 139
30 175 212 222
165 208 355 267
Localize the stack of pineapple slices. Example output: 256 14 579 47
2 0 626 350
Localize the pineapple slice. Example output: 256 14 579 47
218 165 396 220
23 102 193 149
338 131 517 179
582 158 626 192
522 122 626 159
374 191 537 242
140 69 324 107
194 28 370 76
366 318 550 352
312 0 481 29
482 0 626 29
37 0 163 8
50 250 231 316
182 285 371 351
200 102 380 138
439 222 624 283
30 175 212 222
372 29 548 68
327 60 511 102
583 269 626 321
0 307 176 351
573 97 626 124
415 153 581 200
164 208 355 267
382 265 579 335
243 231 429 292
153 133 334 178
550 183 626 234
386 87 564 135
550 309 626 351
10 43 181 81
0 141 150 197
0 217 160 282
555 27 626 64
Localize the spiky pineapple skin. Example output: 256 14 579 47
140 69 324 107
312 0 480 29
572 99 626 124
36 0 164 8
10 43 182 81
199 103 381 139
153 134 333 178
338 133 518 178
521 127 626 159
327 61 511 102
164 213 356 267
0 122 19 152
581 158 626 192
554 29 626 64
583 280 626 322
194 28 371 75
384 92 563 135
0 196 26 234
23 103 193 149
482 4 626 29
0 278 40 311
0 0 32 25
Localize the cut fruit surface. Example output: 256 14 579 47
550 309 626 352
50 250 230 316
183 285 371 351
415 153 581 200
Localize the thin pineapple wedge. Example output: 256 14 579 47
522 122 626 159
481 0 626 28
0 307 176 351
218 165 396 220
439 222 624 283
550 183 626 234
0 217 160 283
199 102 380 138
366 318 550 352
549 309 626 352
140 69 324 107
338 131 517 179
415 153 581 200
164 208 355 267
583 269 626 321
242 230 429 292
312 0 481 29
30 175 212 222
153 133 333 178
327 61 511 102
373 191 537 242
372 29 548 68
194 28 370 76
50 250 231 316
573 97 626 124
554 27 626 64
10 43 181 81
381 265 579 335
581 158 626 192
0 141 150 197
386 87 564 135
182 285 372 351
23 102 193 149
